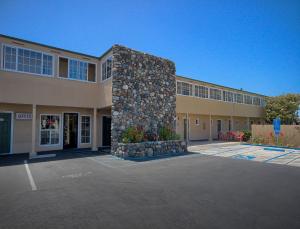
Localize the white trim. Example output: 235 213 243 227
57 55 97 83
62 112 80 148
39 113 61 147
80 115 92 144
0 111 14 154
1 43 55 77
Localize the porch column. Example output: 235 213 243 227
30 104 37 157
247 117 250 130
92 108 98 151
231 116 234 131
209 114 212 141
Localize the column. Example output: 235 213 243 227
92 108 98 151
209 114 212 141
31 104 37 158
247 117 250 130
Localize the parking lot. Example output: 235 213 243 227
0 148 300 229
188 142 300 167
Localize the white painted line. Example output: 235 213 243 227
24 160 37 191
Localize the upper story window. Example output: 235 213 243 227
223 91 234 102
58 57 96 82
234 93 243 103
101 56 112 81
177 81 193 96
209 88 222 100
3 45 53 76
253 97 261 106
195 85 208 98
244 95 253 105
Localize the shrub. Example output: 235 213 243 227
242 130 251 142
121 127 144 143
159 126 180 141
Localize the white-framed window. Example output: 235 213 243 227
177 81 193 96
253 97 261 106
3 44 53 76
69 59 88 81
209 88 222 100
260 98 266 107
223 91 234 102
81 115 91 144
58 57 96 82
234 93 243 103
195 85 208 98
101 56 112 81
244 95 253 104
40 115 60 145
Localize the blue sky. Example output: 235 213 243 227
1 0 299 96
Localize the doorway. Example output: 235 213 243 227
217 120 222 139
0 112 12 154
63 113 78 149
183 119 188 140
102 116 111 147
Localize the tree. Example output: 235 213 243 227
265 94 300 124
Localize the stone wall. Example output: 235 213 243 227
115 140 187 159
111 45 177 152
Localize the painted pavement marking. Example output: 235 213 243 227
24 160 37 191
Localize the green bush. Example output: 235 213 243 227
242 130 252 142
251 135 265 145
121 127 144 143
159 126 180 141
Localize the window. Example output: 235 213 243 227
58 57 96 82
69 59 88 81
234 93 243 103
261 98 266 107
177 81 192 96
196 118 200 126
195 85 208 98
81 116 91 144
3 46 16 70
210 88 222 100
244 95 253 104
40 115 60 145
102 56 112 81
3 45 53 76
253 97 261 106
223 91 234 102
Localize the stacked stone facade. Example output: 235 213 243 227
111 45 178 156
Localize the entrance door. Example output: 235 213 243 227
63 113 78 149
0 113 12 154
183 119 187 140
102 116 111 146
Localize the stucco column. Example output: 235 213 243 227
92 108 98 151
30 104 37 157
247 117 250 130
209 114 212 141
231 116 234 131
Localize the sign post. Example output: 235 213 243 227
273 118 281 145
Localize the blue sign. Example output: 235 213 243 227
273 118 281 136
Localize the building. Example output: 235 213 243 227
0 34 266 156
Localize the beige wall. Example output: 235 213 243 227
0 36 112 109
252 125 300 147
0 103 111 154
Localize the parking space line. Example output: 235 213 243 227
264 151 296 163
24 160 37 191
286 156 300 165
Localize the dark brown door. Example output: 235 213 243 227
102 116 111 146
0 113 11 154
63 113 78 149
